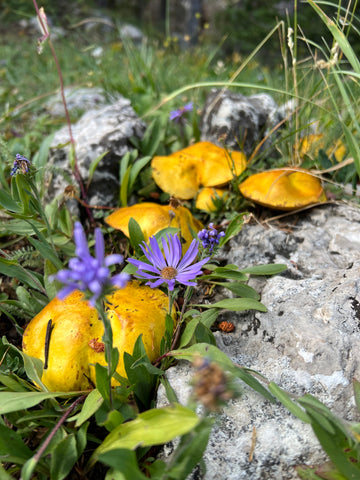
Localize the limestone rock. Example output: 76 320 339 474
47 97 146 211
200 89 283 156
157 204 360 479
44 86 108 118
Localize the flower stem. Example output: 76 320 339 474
96 300 116 409
170 286 193 350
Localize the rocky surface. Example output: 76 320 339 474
44 86 109 118
47 96 146 212
157 203 360 479
200 89 283 156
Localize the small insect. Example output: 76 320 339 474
218 321 235 333
10 154 31 176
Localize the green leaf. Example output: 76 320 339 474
219 213 246 247
194 322 216 345
200 270 248 281
0 257 45 292
88 151 109 187
50 434 78 480
44 259 59 300
73 389 103 427
120 164 132 207
353 378 360 413
128 156 152 191
0 423 33 465
21 351 46 389
192 297 267 312
90 403 199 466
295 464 328 480
160 376 179 404
268 382 310 424
140 117 164 156
0 463 13 479
0 390 82 414
211 281 260 300
198 308 219 328
95 363 111 404
0 372 28 392
179 317 200 348
128 217 145 253
27 235 62 270
98 449 148 480
100 409 124 432
165 418 213 478
240 264 287 275
0 188 21 213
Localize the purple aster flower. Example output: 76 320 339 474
169 102 193 122
127 233 209 291
10 154 31 176
198 223 225 254
52 222 129 305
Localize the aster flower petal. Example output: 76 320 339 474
167 234 182 267
147 237 167 269
128 232 207 291
146 277 165 289
177 239 200 270
104 254 124 267
73 222 91 258
111 272 130 288
52 222 128 299
128 258 161 275
94 227 105 263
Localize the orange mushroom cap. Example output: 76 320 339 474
151 141 247 199
239 168 327 211
105 202 203 252
195 187 228 212
22 281 175 392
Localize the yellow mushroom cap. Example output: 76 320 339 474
22 281 175 392
195 187 228 212
105 202 203 252
151 142 247 199
239 168 327 211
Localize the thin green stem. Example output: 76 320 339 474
96 300 116 409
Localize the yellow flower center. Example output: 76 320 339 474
161 266 178 280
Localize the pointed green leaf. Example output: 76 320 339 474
0 424 33 464
90 403 199 466
73 389 103 427
240 264 287 275
192 297 267 312
50 434 78 480
0 391 82 414
268 382 310 423
98 448 148 480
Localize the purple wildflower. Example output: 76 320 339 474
10 154 31 176
198 223 225 254
127 233 209 291
169 102 193 122
52 222 129 305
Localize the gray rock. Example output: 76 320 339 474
157 204 360 479
118 24 144 43
47 97 146 211
44 86 108 118
200 89 283 156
